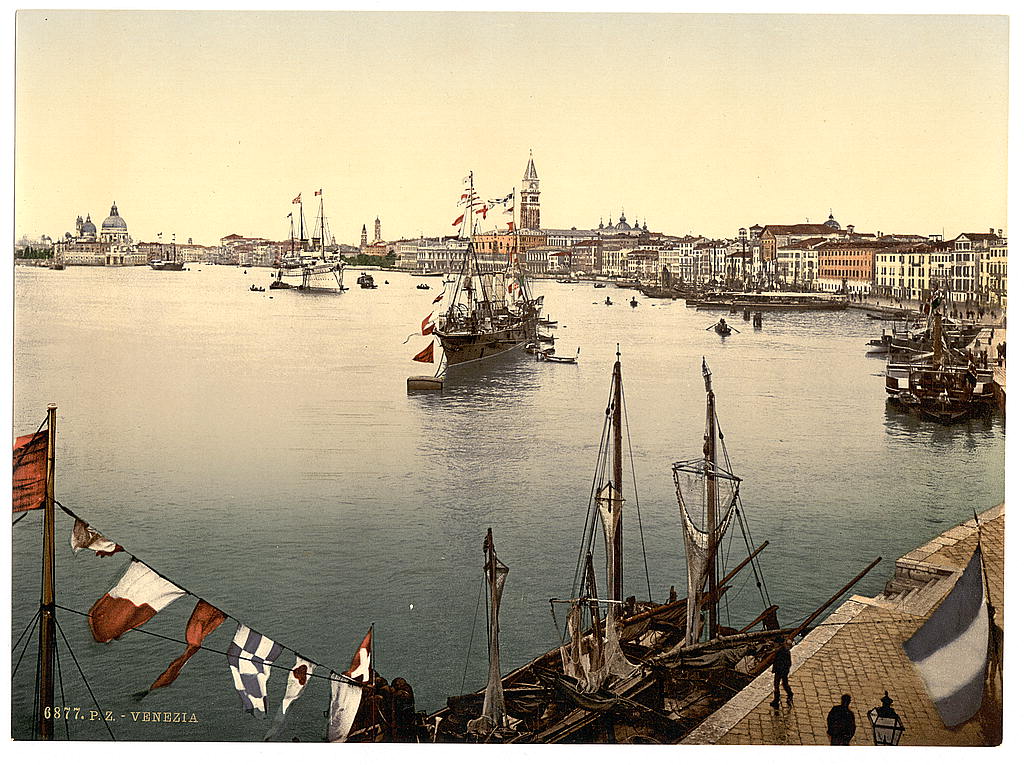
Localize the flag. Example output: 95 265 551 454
287 212 292 219
421 313 435 335
88 561 186 643
292 194 301 204
70 518 124 557
13 430 48 513
903 546 990 727
227 624 284 715
489 192 513 205
507 221 515 231
327 628 372 742
148 600 226 692
413 342 434 364
452 214 465 227
432 291 444 304
315 189 322 196
475 204 491 219
265 655 318 740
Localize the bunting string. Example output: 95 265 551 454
50 499 364 690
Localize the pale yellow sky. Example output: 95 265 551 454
14 11 1009 246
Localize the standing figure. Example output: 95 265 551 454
826 694 857 745
770 637 793 708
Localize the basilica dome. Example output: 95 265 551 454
80 214 96 236
101 202 128 236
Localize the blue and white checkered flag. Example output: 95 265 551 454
227 624 283 715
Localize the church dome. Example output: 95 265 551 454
81 214 97 235
101 202 128 234
615 211 631 231
824 211 840 230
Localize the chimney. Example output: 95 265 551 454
998 229 1003 237
847 224 855 235
990 228 995 235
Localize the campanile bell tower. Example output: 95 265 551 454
519 151 540 231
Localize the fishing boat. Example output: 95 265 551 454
427 355 819 743
638 284 677 299
885 301 997 422
357 273 377 289
270 192 346 292
432 172 542 367
416 283 431 290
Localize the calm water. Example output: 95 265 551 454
11 265 1005 741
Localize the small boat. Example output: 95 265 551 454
538 332 556 343
593 282 606 288
416 283 431 290
557 278 577 284
604 296 612 306
537 347 579 364
539 316 558 327
708 318 735 336
524 342 553 355
629 297 638 308
357 273 377 289
249 285 265 293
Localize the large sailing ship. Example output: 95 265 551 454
270 191 345 292
433 172 541 367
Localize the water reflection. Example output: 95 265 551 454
883 398 1004 445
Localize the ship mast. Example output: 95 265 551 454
482 528 506 729
37 404 57 739
610 348 623 611
703 360 719 641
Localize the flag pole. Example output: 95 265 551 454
37 404 57 739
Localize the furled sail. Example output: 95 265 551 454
470 530 509 735
674 459 739 646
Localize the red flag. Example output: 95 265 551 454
412 342 434 364
148 600 226 691
421 314 435 335
432 292 444 304
347 627 373 683
506 221 515 231
315 189 322 196
292 194 301 204
13 430 47 513
88 561 186 643
452 214 464 227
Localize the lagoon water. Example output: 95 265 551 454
11 265 1005 741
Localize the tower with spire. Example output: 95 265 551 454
519 151 540 231
360 224 368 250
374 216 381 243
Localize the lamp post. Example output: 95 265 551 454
866 692 905 746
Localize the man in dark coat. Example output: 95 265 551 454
827 694 856 745
769 637 793 708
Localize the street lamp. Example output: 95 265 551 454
866 692 905 746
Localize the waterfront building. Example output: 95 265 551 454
873 241 945 302
776 237 826 290
980 239 1007 308
946 230 1006 304
54 202 146 266
815 239 880 294
758 216 858 282
414 236 471 273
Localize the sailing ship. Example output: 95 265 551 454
150 236 185 271
428 355 802 743
885 303 997 422
270 192 345 292
432 172 542 366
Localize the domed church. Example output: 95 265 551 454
100 202 130 243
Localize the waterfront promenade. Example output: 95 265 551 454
682 505 1004 746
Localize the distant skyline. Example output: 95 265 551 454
15 11 1008 246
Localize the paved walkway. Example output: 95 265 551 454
682 505 1004 746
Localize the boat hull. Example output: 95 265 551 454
150 261 185 271
435 322 536 366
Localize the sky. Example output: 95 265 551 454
13 10 1010 247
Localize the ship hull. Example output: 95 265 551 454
435 322 536 366
150 261 185 271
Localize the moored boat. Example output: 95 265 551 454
688 291 849 311
432 172 541 367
